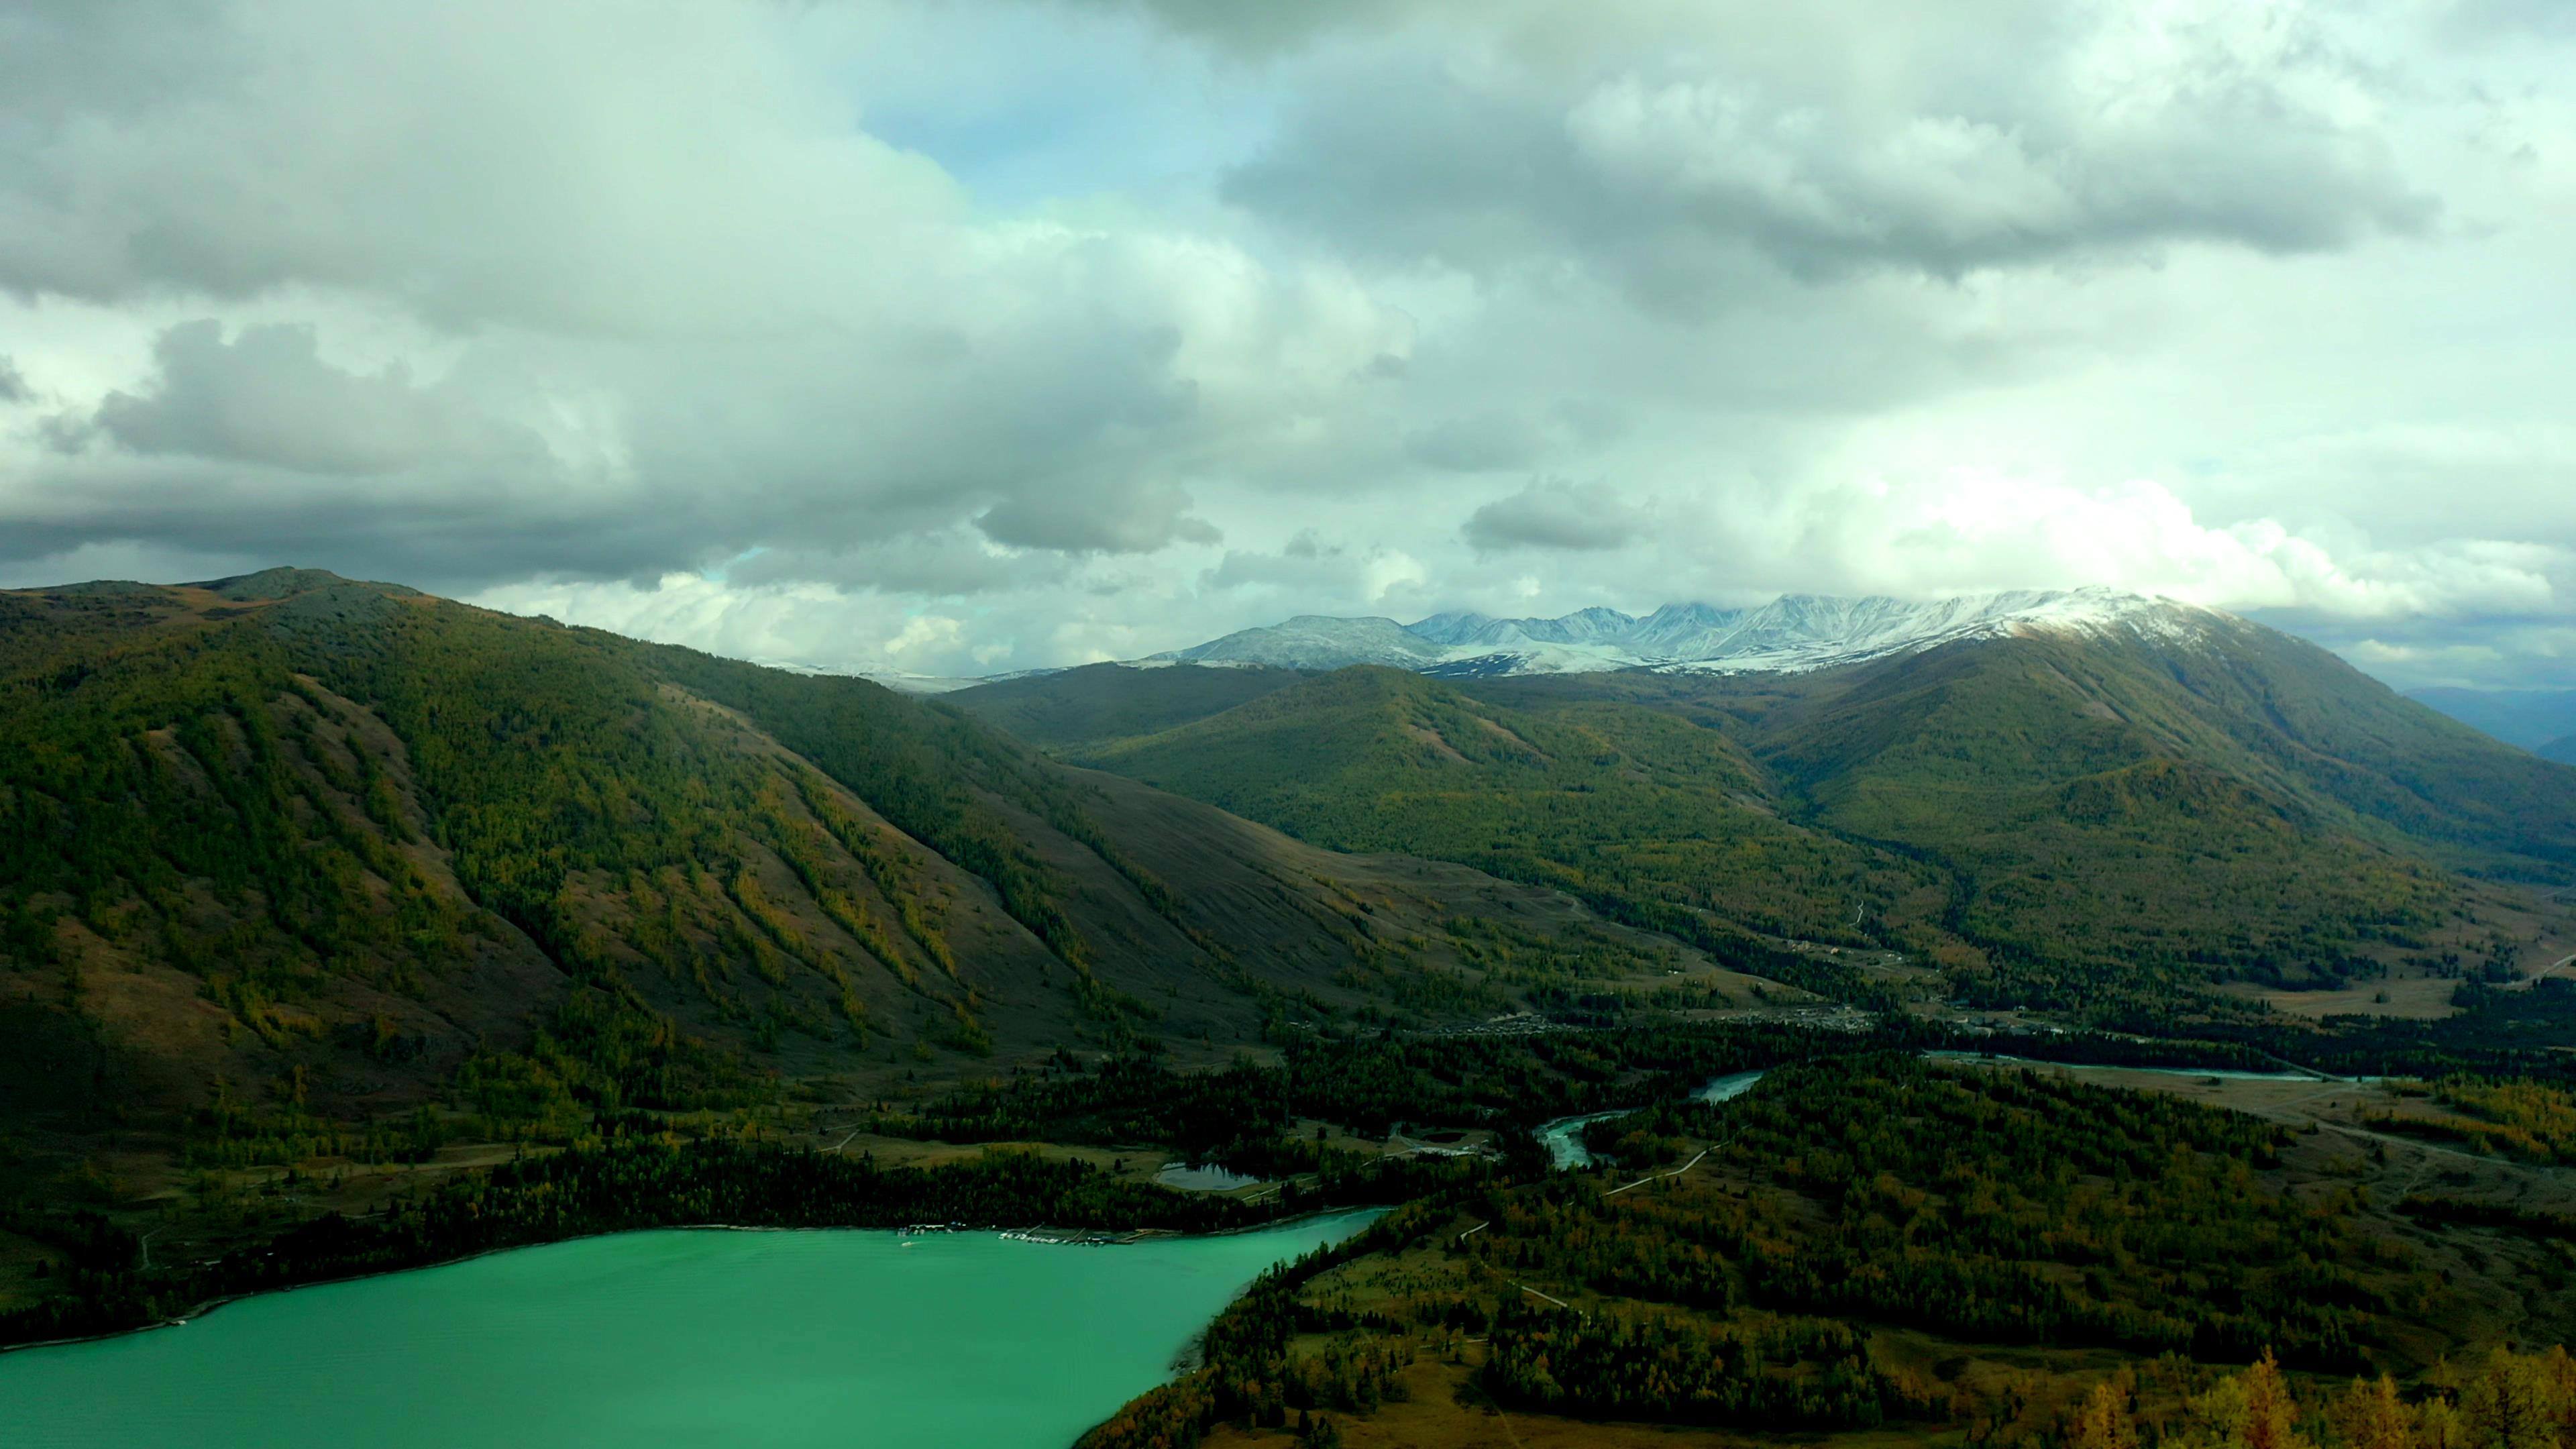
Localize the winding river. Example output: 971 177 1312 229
1538 1069 1770 1169
0 1211 1381 1449
1529 1051 2349 1169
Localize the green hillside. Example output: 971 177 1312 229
1061 622 2576 1018
1566 620 2576 887
1745 631 2505 1005
2082 619 2576 877
0 570 1151 1128
1073 668 1946 1000
0 573 1744 1181
949 661 1307 749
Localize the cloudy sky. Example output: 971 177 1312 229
3 1 2571 688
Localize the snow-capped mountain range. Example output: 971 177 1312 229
1144 588 2214 678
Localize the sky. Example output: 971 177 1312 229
2 1 2571 689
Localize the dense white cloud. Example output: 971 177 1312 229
0 0 2569 687
1231 6 2433 298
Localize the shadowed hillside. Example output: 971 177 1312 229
0 572 1754 1181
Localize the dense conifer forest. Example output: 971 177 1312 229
1074 1055 2544 1449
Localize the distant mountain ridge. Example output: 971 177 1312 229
957 592 2576 1016
1151 587 2210 678
2407 687 2576 753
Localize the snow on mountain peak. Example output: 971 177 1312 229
1148 588 2211 678
1157 614 1448 672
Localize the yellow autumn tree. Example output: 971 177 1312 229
2100 1346 2576 1449
2180 1352 2313 1449
2459 1346 2576 1449
2068 1380 2141 1449
2330 1375 2417 1449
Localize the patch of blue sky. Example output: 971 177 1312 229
704 546 769 586
829 3 1287 214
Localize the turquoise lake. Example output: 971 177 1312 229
0 1211 1381 1449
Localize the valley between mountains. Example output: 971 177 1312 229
12 570 2576 1449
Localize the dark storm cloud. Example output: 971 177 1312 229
67 321 547 475
0 356 28 404
1462 480 1648 553
0 451 694 588
6 294 1262 593
977 481 1223 554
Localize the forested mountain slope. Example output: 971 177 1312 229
1069 667 1941 1000
1044 616 2576 1017
1729 630 2528 1004
0 572 1737 1170
940 661 1307 751
1684 614 2576 885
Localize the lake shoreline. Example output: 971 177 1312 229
0 1207 1387 1358
1 1212 1393 1449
